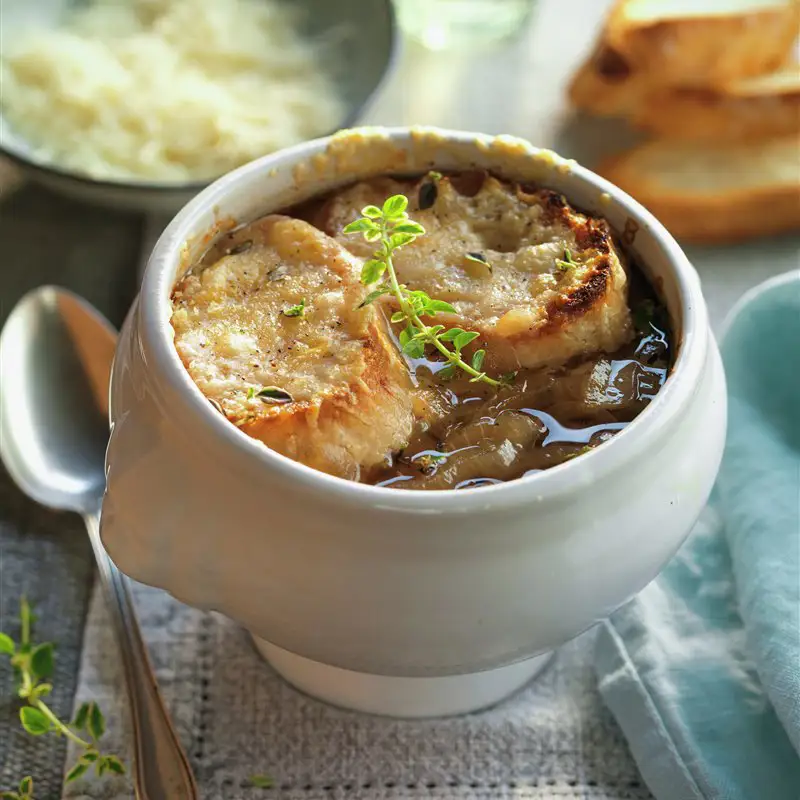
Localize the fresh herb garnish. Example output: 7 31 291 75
0 599 126 795
465 252 492 273
564 445 593 460
414 452 447 473
257 387 293 404
344 196 502 387
417 181 438 210
282 299 306 318
246 387 257 400
471 348 486 372
633 299 656 332
1 776 34 800
358 284 391 309
555 248 578 272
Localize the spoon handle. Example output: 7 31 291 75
84 511 198 800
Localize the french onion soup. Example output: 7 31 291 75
170 171 672 489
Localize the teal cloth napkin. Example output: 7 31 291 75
595 270 800 800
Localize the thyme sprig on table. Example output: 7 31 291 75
0 598 126 797
344 195 502 387
1 777 33 800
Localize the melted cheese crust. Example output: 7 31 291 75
171 215 414 479
317 174 633 371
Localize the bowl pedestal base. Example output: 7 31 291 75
252 636 552 718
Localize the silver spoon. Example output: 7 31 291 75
0 286 198 800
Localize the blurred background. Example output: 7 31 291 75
0 0 797 332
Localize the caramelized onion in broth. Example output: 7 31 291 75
368 271 670 489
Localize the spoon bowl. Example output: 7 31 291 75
0 286 114 513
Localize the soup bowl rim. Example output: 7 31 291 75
137 126 709 513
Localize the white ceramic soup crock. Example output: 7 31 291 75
101 127 727 718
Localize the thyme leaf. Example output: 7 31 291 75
345 196 501 386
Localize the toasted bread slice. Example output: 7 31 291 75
606 0 800 85
315 173 632 373
567 41 655 116
631 64 800 141
599 135 800 242
568 0 800 116
171 215 414 479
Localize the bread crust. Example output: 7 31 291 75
630 70 800 141
599 136 800 242
606 0 800 85
567 42 652 116
171 215 414 479
568 1 800 116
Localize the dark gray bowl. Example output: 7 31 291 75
0 0 397 212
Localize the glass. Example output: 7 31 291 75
393 0 534 50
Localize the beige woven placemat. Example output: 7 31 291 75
62 582 650 800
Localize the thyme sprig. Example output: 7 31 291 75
555 247 577 271
344 195 501 387
282 299 306 318
0 598 126 796
1 777 33 800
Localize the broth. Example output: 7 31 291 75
367 271 670 489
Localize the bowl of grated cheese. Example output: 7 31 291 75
0 0 396 211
